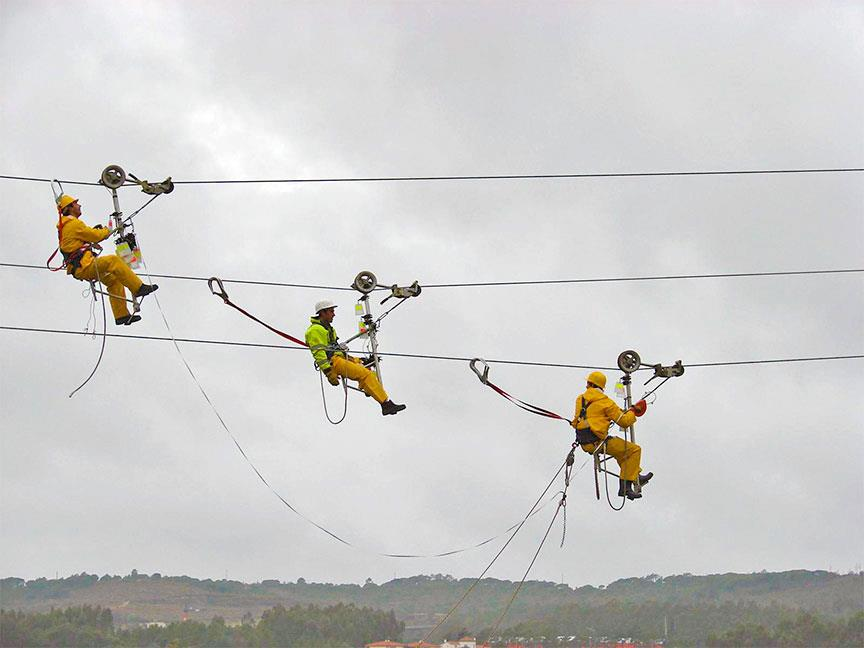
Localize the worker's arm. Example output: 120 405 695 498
66 218 110 243
605 398 637 429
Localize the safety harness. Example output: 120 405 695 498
573 394 603 446
307 317 343 370
46 214 102 275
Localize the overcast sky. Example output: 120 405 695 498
1 1 862 590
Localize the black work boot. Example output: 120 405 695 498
115 314 142 326
638 472 654 486
619 479 642 500
381 400 406 416
135 283 159 298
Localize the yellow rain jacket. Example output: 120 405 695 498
57 216 110 274
304 316 345 372
571 387 637 444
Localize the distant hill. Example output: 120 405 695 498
2 570 861 637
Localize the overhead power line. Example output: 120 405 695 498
1 167 863 187
2 263 861 292
2 326 861 370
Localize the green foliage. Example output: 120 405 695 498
1 605 113 647
707 610 864 647
480 602 864 647
2 571 861 646
1 603 403 648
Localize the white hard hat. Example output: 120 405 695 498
314 299 338 313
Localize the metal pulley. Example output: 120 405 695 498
100 165 127 189
617 348 685 382
617 349 642 373
352 270 378 294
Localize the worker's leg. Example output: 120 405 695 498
604 437 642 482
96 255 144 294
76 257 142 320
331 356 388 404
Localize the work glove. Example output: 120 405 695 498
327 371 340 387
629 399 648 417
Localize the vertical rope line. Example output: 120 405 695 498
486 500 566 642
420 453 571 644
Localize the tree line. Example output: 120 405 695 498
0 603 404 648
477 599 863 647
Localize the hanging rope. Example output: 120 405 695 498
67 262 108 399
421 447 589 644
319 369 349 425
485 497 568 643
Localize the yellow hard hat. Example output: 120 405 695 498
587 370 607 390
56 194 78 212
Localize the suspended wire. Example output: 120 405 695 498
125 244 570 560
2 167 863 187
1 326 862 370
2 262 862 292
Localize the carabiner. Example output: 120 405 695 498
208 277 230 303
469 358 491 385
50 179 65 203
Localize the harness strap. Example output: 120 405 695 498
574 394 603 445
207 277 308 347
48 214 98 273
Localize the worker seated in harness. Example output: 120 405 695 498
305 300 406 416
55 194 157 325
572 371 653 500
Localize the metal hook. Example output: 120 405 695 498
469 358 490 385
380 280 422 305
207 276 230 303
50 179 64 203
129 173 175 195
644 360 685 385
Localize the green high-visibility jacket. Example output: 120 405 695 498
305 317 345 372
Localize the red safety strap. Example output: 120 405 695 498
208 277 308 347
485 380 570 422
46 213 67 271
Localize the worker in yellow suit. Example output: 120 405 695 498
55 194 158 325
305 300 406 416
572 370 653 499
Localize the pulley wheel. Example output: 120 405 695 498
352 270 378 294
617 349 641 373
100 165 127 189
